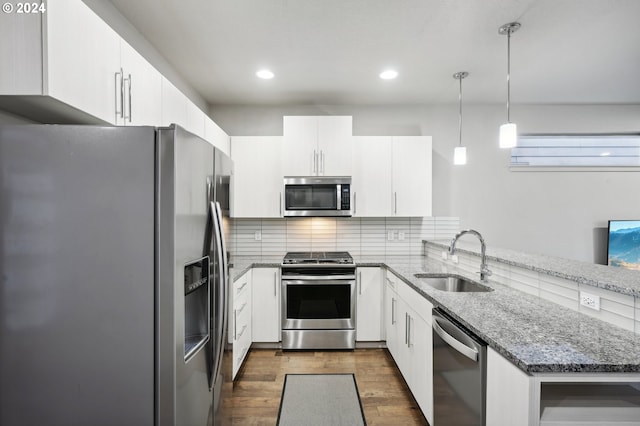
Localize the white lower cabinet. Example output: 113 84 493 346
487 340 640 426
486 347 532 425
230 270 252 379
384 270 434 424
251 268 281 343
356 267 383 341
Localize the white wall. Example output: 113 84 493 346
210 103 640 263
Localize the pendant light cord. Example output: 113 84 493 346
458 76 463 147
506 29 511 123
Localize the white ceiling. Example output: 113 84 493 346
106 0 640 106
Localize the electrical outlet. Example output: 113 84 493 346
451 254 459 264
254 231 262 241
398 231 405 240
441 251 448 260
580 291 600 311
387 231 395 241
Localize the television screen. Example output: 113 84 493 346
607 220 640 271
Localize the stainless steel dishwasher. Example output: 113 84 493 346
432 308 487 426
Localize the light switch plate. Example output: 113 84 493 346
254 231 262 241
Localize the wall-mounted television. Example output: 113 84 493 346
607 220 640 271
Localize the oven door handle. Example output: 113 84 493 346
282 278 356 284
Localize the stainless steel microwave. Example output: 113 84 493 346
283 176 352 217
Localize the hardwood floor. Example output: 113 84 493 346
231 348 430 426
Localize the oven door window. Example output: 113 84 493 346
285 185 337 210
287 284 351 319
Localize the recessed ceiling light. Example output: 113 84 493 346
379 70 398 80
256 69 274 79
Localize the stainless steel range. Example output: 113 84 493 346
281 251 356 350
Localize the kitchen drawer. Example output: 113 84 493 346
233 270 251 298
232 296 251 342
232 327 251 378
385 270 399 290
232 294 252 379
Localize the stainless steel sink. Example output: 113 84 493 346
413 274 493 293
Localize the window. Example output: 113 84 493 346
510 134 640 168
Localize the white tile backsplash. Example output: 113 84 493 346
231 216 459 258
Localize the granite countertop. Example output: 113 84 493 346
425 239 640 297
229 254 640 374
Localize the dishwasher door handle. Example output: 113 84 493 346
433 316 478 362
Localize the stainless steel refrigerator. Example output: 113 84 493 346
0 124 233 426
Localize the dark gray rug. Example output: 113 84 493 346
276 374 366 426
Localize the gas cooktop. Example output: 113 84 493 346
282 251 354 265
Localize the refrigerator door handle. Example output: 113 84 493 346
210 201 228 387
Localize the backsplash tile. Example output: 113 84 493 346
539 274 579 311
231 216 460 258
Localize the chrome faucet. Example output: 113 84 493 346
449 229 492 281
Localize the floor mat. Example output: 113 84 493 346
276 373 366 426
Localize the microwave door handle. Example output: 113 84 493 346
336 184 341 211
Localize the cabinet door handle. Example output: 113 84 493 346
123 74 132 123
237 324 247 338
353 192 356 215
234 309 237 340
273 271 278 297
404 313 409 345
320 150 324 174
279 192 282 216
407 315 412 348
114 68 124 120
391 298 396 325
237 281 248 293
238 302 248 315
312 150 317 174
358 271 362 295
394 192 398 215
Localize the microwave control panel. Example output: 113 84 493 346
341 185 350 210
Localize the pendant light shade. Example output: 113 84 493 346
454 146 467 165
498 22 521 149
499 122 517 148
453 71 469 165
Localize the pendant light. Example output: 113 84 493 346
453 71 469 165
498 22 521 148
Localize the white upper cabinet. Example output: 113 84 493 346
186 100 206 139
352 136 393 217
391 136 432 217
47 0 121 123
352 136 432 217
117 40 162 126
205 117 231 155
230 136 283 218
1 0 164 126
160 77 188 128
282 116 352 176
